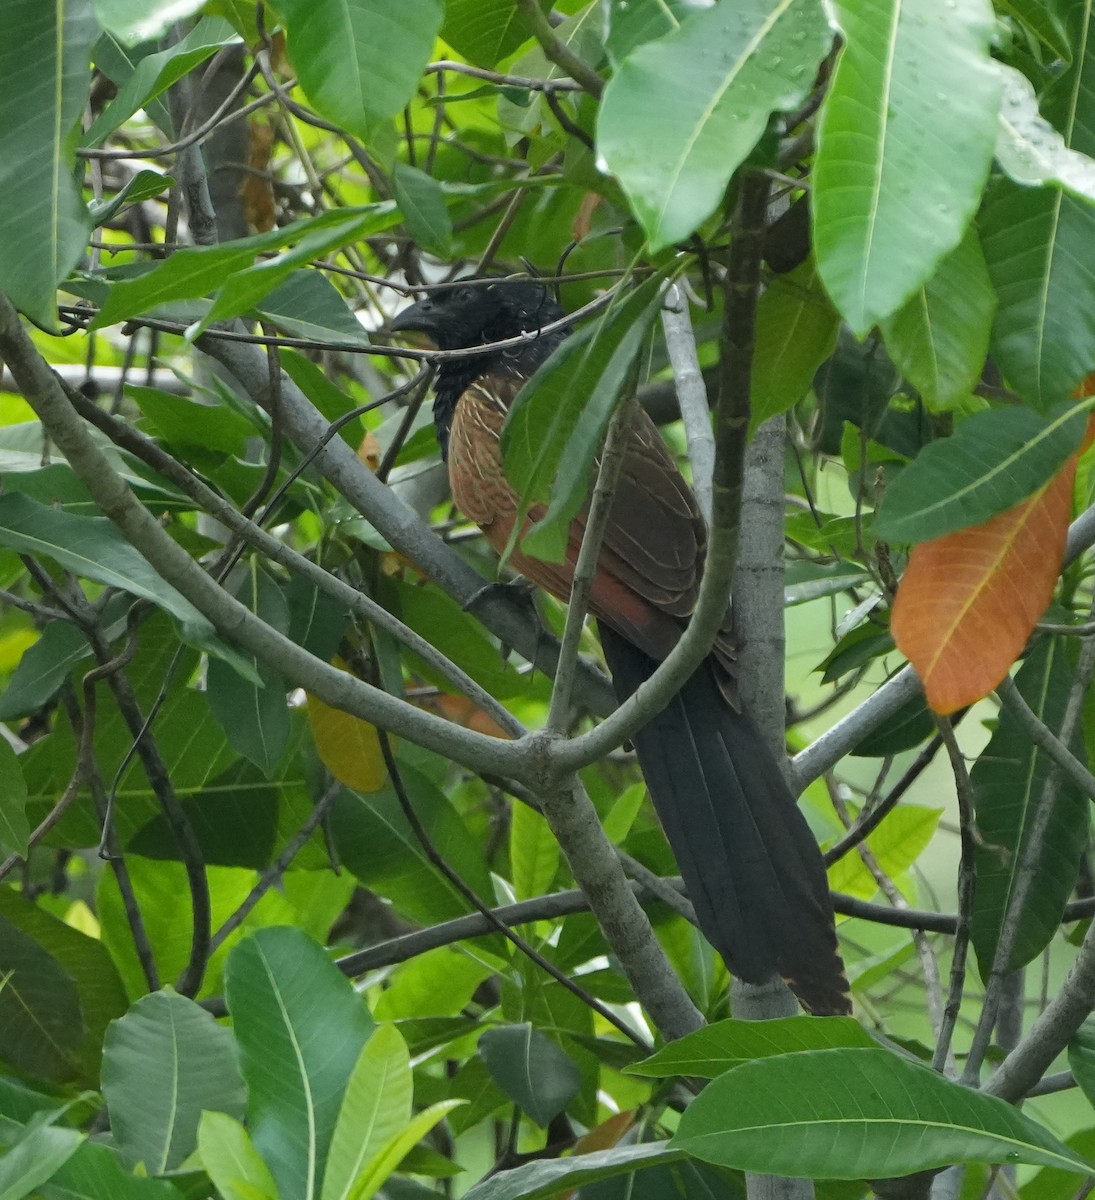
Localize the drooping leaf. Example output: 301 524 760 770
341 1100 465 1200
631 1016 873 1079
891 426 1089 714
0 740 28 857
225 927 376 1200
42 1136 185 1200
509 803 559 902
873 402 1088 544
672 1047 1094 1179
320 1025 412 1200
83 19 238 146
305 661 385 794
0 1116 85 1200
257 271 372 348
879 226 996 409
197 1112 279 1200
751 258 841 429
461 1144 682 1200
276 0 443 131
970 638 1089 973
478 1024 581 1127
596 0 830 251
102 989 247 1173
501 273 667 562
982 6 1095 410
813 0 1001 335
393 163 453 258
0 0 96 326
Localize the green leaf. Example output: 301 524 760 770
0 0 97 326
88 170 173 226
197 1112 279 1200
872 402 1088 544
603 0 708 69
509 803 559 902
0 889 128 1081
42 1136 185 1200
91 206 394 329
330 765 496 926
0 739 28 856
879 226 996 409
995 62 1095 202
996 0 1071 59
0 493 213 640
392 163 453 258
224 926 375 1200
128 386 255 457
813 0 1001 335
321 1025 411 1200
596 0 830 251
83 19 238 146
0 1116 84 1200
276 0 443 130
92 0 205 44
461 1144 681 1200
201 209 400 328
501 273 667 563
0 915 85 1083
751 258 841 429
101 989 246 1173
345 1101 465 1200
971 639 1089 973
478 1024 581 1127
827 804 942 901
672 1047 1095 1179
257 271 371 347
441 0 538 67
206 567 290 777
631 1016 873 1079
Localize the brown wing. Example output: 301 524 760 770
447 378 733 669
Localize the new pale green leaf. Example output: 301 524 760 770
198 1112 279 1200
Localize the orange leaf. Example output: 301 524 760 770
558 1112 635 1200
892 415 1095 713
358 430 382 472
305 658 387 792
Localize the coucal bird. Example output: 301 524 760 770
392 278 850 1016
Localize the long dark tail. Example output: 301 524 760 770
599 624 850 1016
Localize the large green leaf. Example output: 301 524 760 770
392 163 453 258
872 402 1088 544
0 0 97 326
93 0 205 44
0 915 85 1083
42 1137 184 1200
330 765 496 927
320 1025 411 1200
0 494 211 638
276 0 442 131
879 226 996 409
813 0 1001 335
631 1016 873 1079
500 273 667 562
224 926 376 1200
596 0 830 251
971 638 1089 974
101 989 246 1173
672 1048 1094 1178
0 889 128 1080
983 6 1095 410
478 1025 581 1127
461 1144 682 1200
603 0 709 68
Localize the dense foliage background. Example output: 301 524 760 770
4 0 1095 1198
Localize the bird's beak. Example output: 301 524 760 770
389 298 440 345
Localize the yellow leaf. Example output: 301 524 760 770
306 660 387 792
